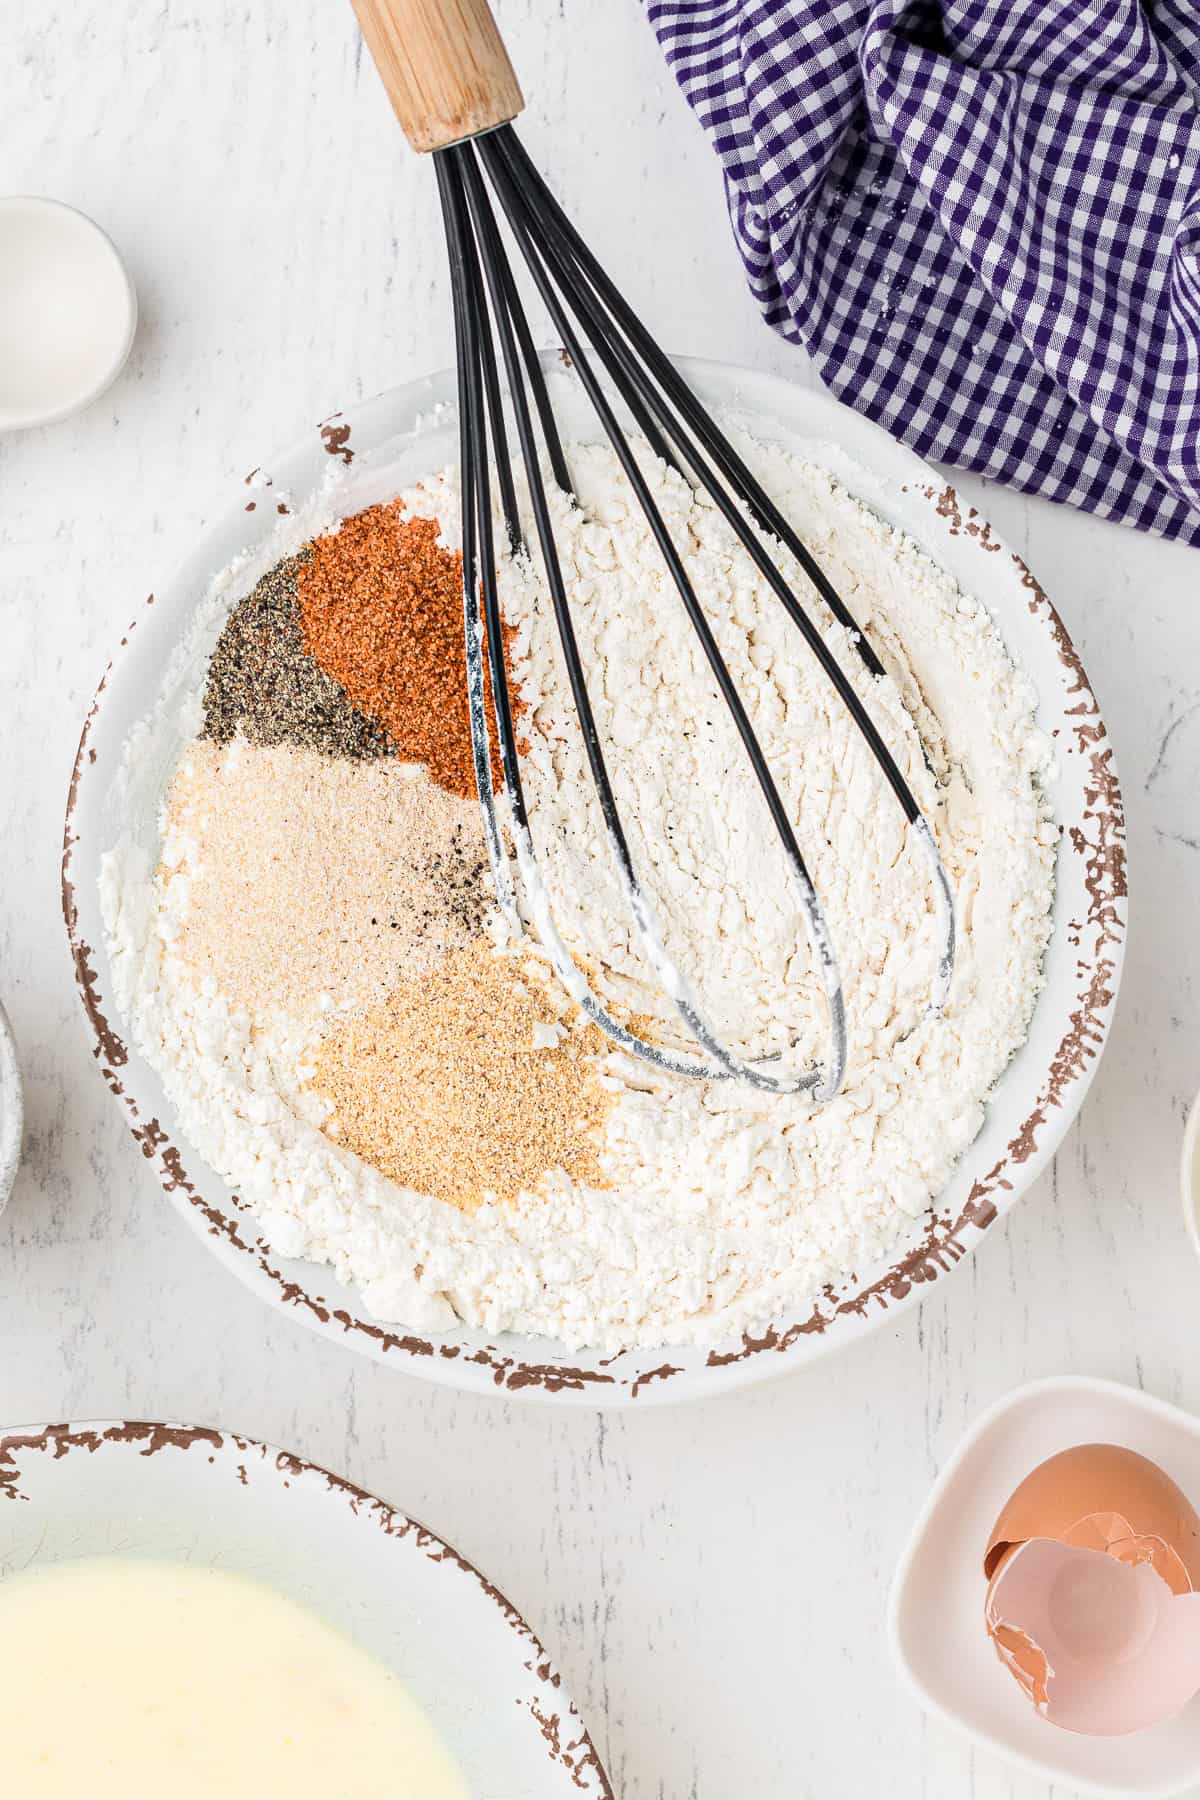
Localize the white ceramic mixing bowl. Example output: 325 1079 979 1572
62 358 1127 1404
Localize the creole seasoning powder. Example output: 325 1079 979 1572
295 504 520 800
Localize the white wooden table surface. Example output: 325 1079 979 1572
3 5 1199 1796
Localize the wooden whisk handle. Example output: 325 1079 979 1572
351 0 525 154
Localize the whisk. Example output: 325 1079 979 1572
351 0 955 1101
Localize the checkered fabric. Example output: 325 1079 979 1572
645 0 1200 542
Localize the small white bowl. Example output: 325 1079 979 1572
889 1376 1200 1799
0 196 136 430
0 1002 21 1217
1182 1088 1200 1259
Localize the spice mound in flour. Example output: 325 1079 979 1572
155 497 605 1219
295 504 523 800
163 740 489 1020
308 942 609 1213
201 554 390 760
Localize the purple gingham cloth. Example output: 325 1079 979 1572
645 0 1200 543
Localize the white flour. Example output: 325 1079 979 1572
101 433 1056 1352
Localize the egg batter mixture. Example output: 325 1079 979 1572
0 1558 468 1798
101 430 1056 1352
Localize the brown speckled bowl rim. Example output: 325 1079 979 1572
61 362 1127 1405
0 1418 613 1797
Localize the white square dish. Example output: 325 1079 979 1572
888 1375 1200 1798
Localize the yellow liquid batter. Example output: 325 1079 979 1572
0 1556 470 1797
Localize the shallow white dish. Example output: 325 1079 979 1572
0 197 136 430
889 1376 1200 1798
0 1419 610 1797
1182 1088 1200 1261
0 1002 21 1217
62 357 1127 1404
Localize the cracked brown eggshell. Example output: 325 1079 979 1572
984 1444 1200 1594
983 1444 1200 1737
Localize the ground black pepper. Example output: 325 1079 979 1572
428 820 491 937
201 554 391 760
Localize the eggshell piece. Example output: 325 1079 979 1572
990 1618 1050 1710
1065 1509 1193 1597
985 1537 1200 1736
984 1445 1200 1593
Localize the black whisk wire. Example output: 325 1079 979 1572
493 128 888 681
441 150 743 1084
433 124 956 1101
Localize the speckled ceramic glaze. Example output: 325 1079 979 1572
62 358 1127 1404
0 1419 611 1796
